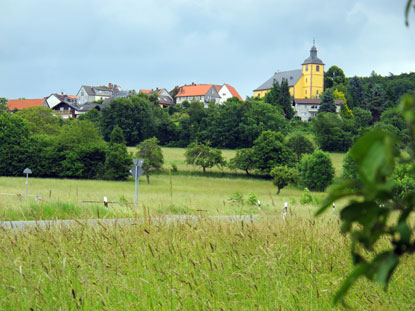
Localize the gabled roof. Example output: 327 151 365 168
7 99 45 110
175 84 217 97
159 95 175 106
223 84 243 101
254 69 302 91
139 89 153 94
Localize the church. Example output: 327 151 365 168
253 44 342 121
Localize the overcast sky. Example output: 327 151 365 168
1 0 414 99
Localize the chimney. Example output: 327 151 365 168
108 83 112 89
192 82 195 86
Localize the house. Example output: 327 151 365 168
217 84 243 103
43 93 78 119
174 83 242 107
293 98 343 121
139 88 175 107
77 83 120 105
6 98 46 111
254 44 324 100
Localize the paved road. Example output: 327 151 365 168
0 215 259 230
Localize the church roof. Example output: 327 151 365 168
254 69 302 91
302 45 324 65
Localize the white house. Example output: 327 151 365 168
293 98 343 121
77 83 120 105
217 84 243 104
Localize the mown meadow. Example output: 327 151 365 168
0 148 345 221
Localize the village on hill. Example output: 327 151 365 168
4 45 345 122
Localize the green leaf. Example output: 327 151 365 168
370 252 399 285
334 263 368 304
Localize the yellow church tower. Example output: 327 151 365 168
301 43 324 98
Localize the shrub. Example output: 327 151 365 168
299 150 334 191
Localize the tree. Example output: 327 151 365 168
251 130 296 174
264 79 294 119
136 137 164 184
286 133 314 162
228 148 255 175
318 89 336 113
352 107 372 129
324 65 346 89
0 112 32 176
78 109 102 128
364 83 387 123
185 141 225 173
16 106 60 135
348 77 364 109
299 150 334 192
0 98 7 113
101 95 156 146
313 112 352 152
270 166 298 194
104 126 132 180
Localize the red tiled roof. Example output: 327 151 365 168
7 99 45 110
68 95 77 99
224 84 243 101
139 89 153 94
175 84 215 97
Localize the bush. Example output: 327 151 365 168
299 150 334 191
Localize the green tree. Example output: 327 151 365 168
299 150 334 192
104 126 132 180
313 112 352 152
0 112 32 176
348 77 364 109
286 133 314 162
228 148 255 175
324 65 346 89
136 137 164 184
0 98 7 113
16 106 60 135
264 79 294 119
101 95 156 146
364 83 387 123
352 107 372 129
251 130 296 174
78 109 102 128
318 89 336 113
270 166 298 194
185 141 225 173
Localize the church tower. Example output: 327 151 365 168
302 43 324 98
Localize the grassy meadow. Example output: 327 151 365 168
1 217 414 310
0 148 345 221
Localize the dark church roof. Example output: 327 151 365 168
302 45 324 65
254 69 302 91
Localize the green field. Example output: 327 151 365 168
0 148 345 221
1 218 414 310
1 149 414 310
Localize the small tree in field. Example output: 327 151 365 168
286 133 314 162
228 148 255 175
104 126 132 180
299 150 334 191
185 142 225 173
270 166 298 194
136 137 164 184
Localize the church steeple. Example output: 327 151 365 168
302 43 324 65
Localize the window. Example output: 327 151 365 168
316 65 320 72
305 90 307 95
60 107 64 111
316 90 319 95
305 65 308 71
306 78 308 83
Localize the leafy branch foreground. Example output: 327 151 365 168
317 94 415 303
1 218 414 310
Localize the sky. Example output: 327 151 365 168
1 0 414 100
